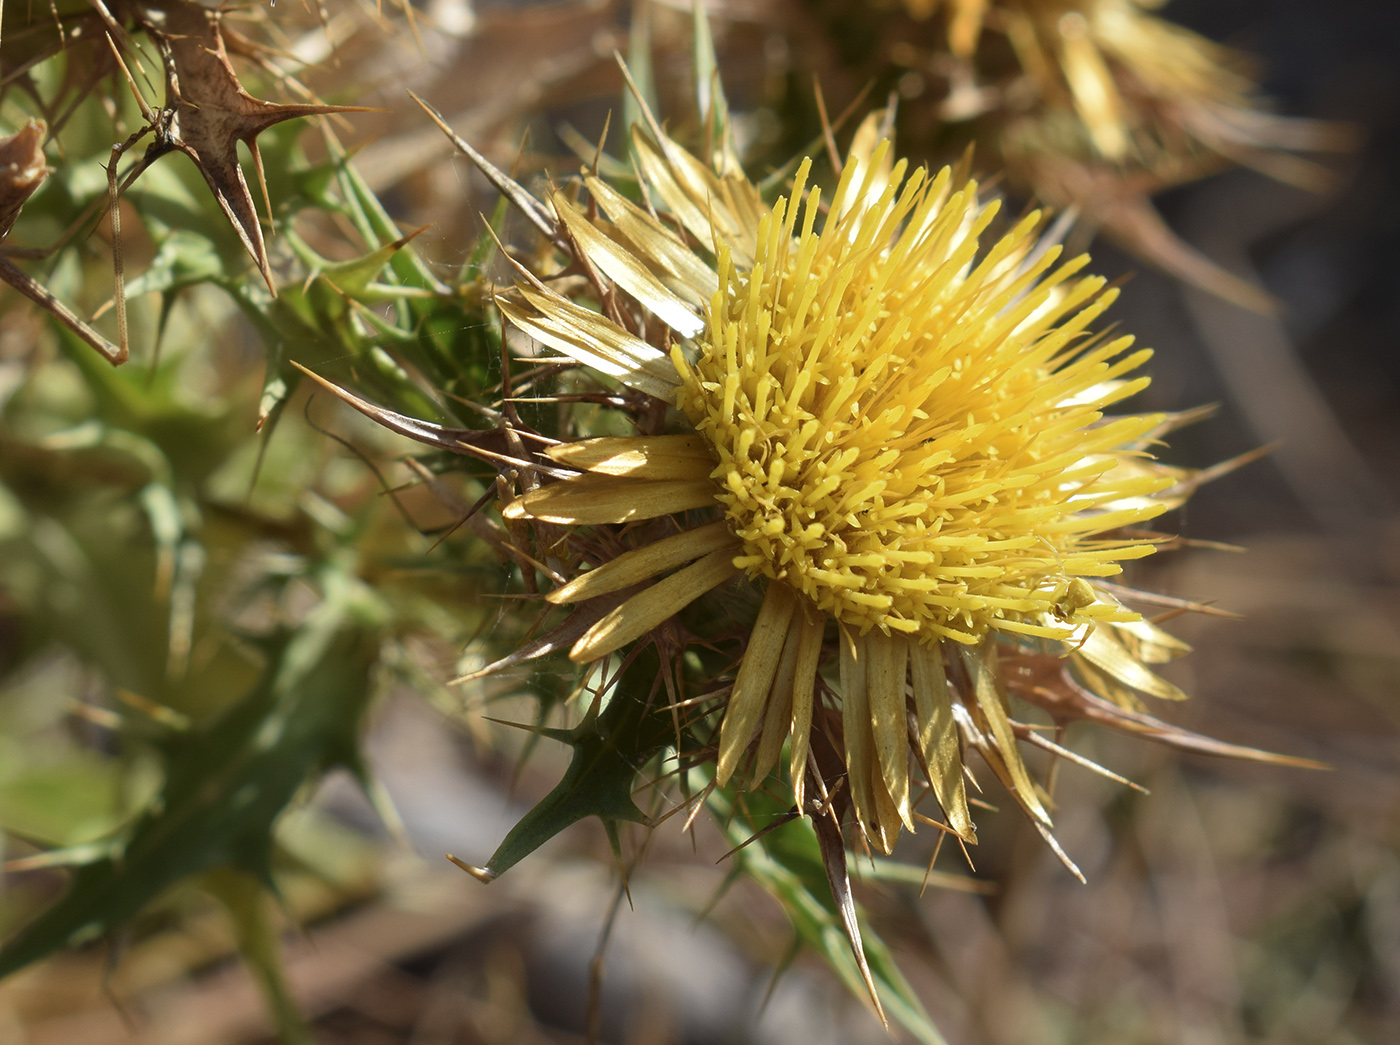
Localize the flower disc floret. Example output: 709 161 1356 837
673 147 1170 644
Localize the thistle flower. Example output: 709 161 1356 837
928 0 1346 174
874 0 1356 309
485 116 1298 857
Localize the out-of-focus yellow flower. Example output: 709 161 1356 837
889 0 1353 310
491 117 1286 857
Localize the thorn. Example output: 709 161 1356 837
446 853 496 882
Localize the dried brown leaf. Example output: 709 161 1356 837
132 0 369 290
1007 653 1328 769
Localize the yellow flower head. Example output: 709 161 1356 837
675 142 1165 646
489 120 1300 856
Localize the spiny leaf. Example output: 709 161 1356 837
0 753 133 851
286 226 430 303
710 787 948 1045
121 229 225 300
622 3 658 162
691 0 734 170
0 606 381 978
202 868 313 1045
459 652 677 882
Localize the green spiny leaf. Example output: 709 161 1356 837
0 603 381 978
710 786 948 1045
467 653 677 881
202 868 313 1045
624 1 660 154
692 0 733 167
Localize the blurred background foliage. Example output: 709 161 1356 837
0 1 1397 1043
